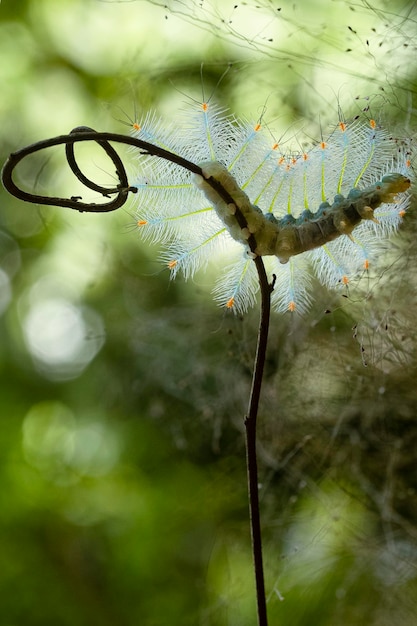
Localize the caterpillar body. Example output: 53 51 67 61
195 162 410 264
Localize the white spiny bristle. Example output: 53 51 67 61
131 99 414 314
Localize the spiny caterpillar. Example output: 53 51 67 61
131 101 414 314
195 163 410 264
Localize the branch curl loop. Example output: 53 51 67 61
1 129 205 213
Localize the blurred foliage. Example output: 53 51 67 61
1 0 417 624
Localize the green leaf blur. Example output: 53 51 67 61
1 1 416 624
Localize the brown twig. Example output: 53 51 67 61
1 128 273 625
245 256 274 626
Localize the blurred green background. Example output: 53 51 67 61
1 1 417 624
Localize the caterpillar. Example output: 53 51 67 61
130 100 414 314
195 162 410 264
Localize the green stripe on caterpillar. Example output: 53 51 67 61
195 161 410 264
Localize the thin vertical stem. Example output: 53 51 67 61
245 257 274 626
